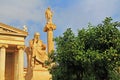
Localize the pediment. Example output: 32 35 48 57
0 23 28 37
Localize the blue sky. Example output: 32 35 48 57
0 0 120 44
0 0 120 67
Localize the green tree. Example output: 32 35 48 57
48 17 120 80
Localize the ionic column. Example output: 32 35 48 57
0 44 8 80
17 45 25 80
14 50 18 80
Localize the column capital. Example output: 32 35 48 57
0 44 8 48
44 23 56 32
17 45 25 50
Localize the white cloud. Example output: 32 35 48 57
0 0 46 24
0 0 48 47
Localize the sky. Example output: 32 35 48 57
0 0 120 67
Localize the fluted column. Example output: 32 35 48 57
14 50 18 80
17 45 25 80
0 44 8 80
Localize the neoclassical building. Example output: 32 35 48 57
0 23 28 80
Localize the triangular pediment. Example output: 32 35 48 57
0 23 28 37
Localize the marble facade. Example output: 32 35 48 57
0 23 28 80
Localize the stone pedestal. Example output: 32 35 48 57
25 65 52 80
32 70 51 80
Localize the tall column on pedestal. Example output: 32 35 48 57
0 44 8 80
17 45 25 80
44 7 56 54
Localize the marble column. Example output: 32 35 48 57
17 45 25 80
47 30 54 53
0 44 8 80
14 50 18 80
44 23 56 54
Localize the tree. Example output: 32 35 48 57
48 17 120 80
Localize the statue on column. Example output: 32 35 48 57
45 7 53 23
26 32 48 68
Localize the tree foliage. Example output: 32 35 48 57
48 17 120 80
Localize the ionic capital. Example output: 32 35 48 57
0 44 8 48
17 45 25 50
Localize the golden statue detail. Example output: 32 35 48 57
45 7 53 23
26 32 48 68
44 7 56 54
25 32 50 80
25 8 56 80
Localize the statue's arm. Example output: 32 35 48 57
40 40 46 50
29 40 33 51
42 44 46 50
